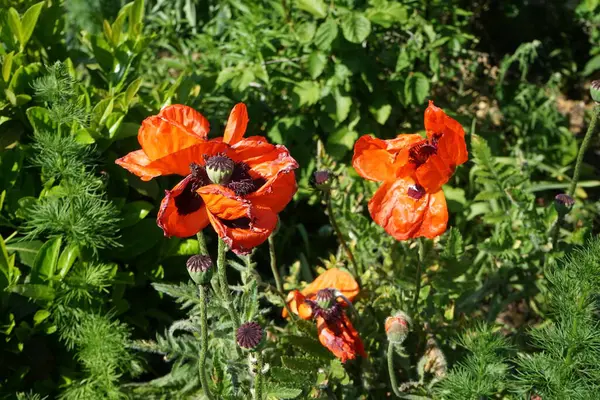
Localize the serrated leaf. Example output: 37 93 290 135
20 2 44 49
340 12 371 43
296 0 327 19
314 18 338 50
308 51 327 79
404 73 429 105
266 384 303 399
441 227 463 259
293 81 320 107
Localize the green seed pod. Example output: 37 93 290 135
186 254 213 285
591 80 600 103
205 154 235 184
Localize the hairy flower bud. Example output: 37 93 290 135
236 322 264 350
311 170 333 191
385 311 412 344
554 193 575 217
186 254 213 285
591 80 600 103
205 154 235 184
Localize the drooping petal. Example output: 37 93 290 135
317 314 366 363
424 100 467 167
246 171 297 214
415 153 454 193
223 103 248 145
157 175 210 238
435 124 468 169
138 107 209 161
301 268 359 302
352 134 423 182
282 290 313 319
232 136 299 178
158 104 210 139
115 141 231 181
368 178 448 240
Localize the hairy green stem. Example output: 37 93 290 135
412 238 425 314
326 193 361 282
387 341 402 398
196 231 208 255
198 285 214 400
217 238 241 330
568 105 600 197
253 352 264 400
268 235 284 293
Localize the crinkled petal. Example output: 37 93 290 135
157 175 209 238
246 171 297 214
415 154 453 193
352 134 422 182
138 107 209 161
115 141 231 181
368 178 447 240
436 124 468 169
223 103 248 145
232 136 299 178
197 184 250 221
301 268 359 301
282 290 313 319
424 100 467 165
317 314 366 363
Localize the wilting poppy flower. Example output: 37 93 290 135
116 103 298 254
352 101 466 240
283 269 365 362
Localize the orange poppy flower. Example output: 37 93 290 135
317 312 366 363
282 268 359 318
352 101 466 240
116 103 298 254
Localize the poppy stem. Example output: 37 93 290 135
216 238 242 340
268 235 296 319
196 231 208 255
412 238 426 314
568 104 600 197
253 351 265 400
198 284 215 400
387 341 403 398
326 193 361 283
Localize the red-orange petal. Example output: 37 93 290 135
223 103 248 145
415 154 454 193
368 178 448 240
197 184 251 221
157 175 210 237
301 268 359 302
138 107 209 161
246 171 297 214
282 290 314 319
317 314 366 363
115 141 231 181
353 134 423 182
424 101 467 165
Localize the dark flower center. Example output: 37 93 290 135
221 217 252 229
409 134 442 167
174 178 204 215
407 184 426 200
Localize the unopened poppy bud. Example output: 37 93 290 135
186 254 213 285
236 322 264 350
554 193 575 217
591 80 600 103
385 311 412 344
205 154 235 184
315 288 336 310
311 170 333 191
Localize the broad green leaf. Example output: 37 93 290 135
266 385 302 399
296 0 327 19
327 126 357 158
103 20 113 44
314 18 338 50
125 77 143 106
2 51 14 82
293 81 320 107
129 0 145 38
429 52 440 75
296 21 316 44
369 101 392 125
57 244 79 279
113 122 141 141
308 51 327 79
111 10 129 46
404 73 430 105
6 240 43 268
7 8 22 45
93 98 115 127
114 219 163 260
31 237 62 284
334 90 352 122
33 309 51 326
366 3 407 27
10 284 55 301
20 2 44 49
340 12 371 43
26 106 57 134
583 54 600 76
119 200 154 228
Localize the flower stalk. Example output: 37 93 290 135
217 238 241 332
387 341 403 398
325 192 361 282
253 351 265 400
412 238 426 315
268 234 295 319
198 284 214 400
568 104 600 197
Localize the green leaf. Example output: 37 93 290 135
6 240 43 268
129 0 145 38
340 12 371 44
296 21 316 44
0 235 12 291
7 8 22 45
334 90 352 122
119 200 154 228
26 106 57 134
583 54 600 76
114 219 163 260
20 2 44 49
314 18 338 50
395 49 411 72
111 10 129 46
31 237 62 284
308 51 327 79
441 227 463 260
2 51 14 82
327 126 357 158
366 3 407 27
296 0 327 19
404 73 430 105
57 244 79 279
125 77 143 107
266 384 302 399
369 101 392 125
293 81 321 107
33 309 51 326
93 98 115 127
9 284 55 301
